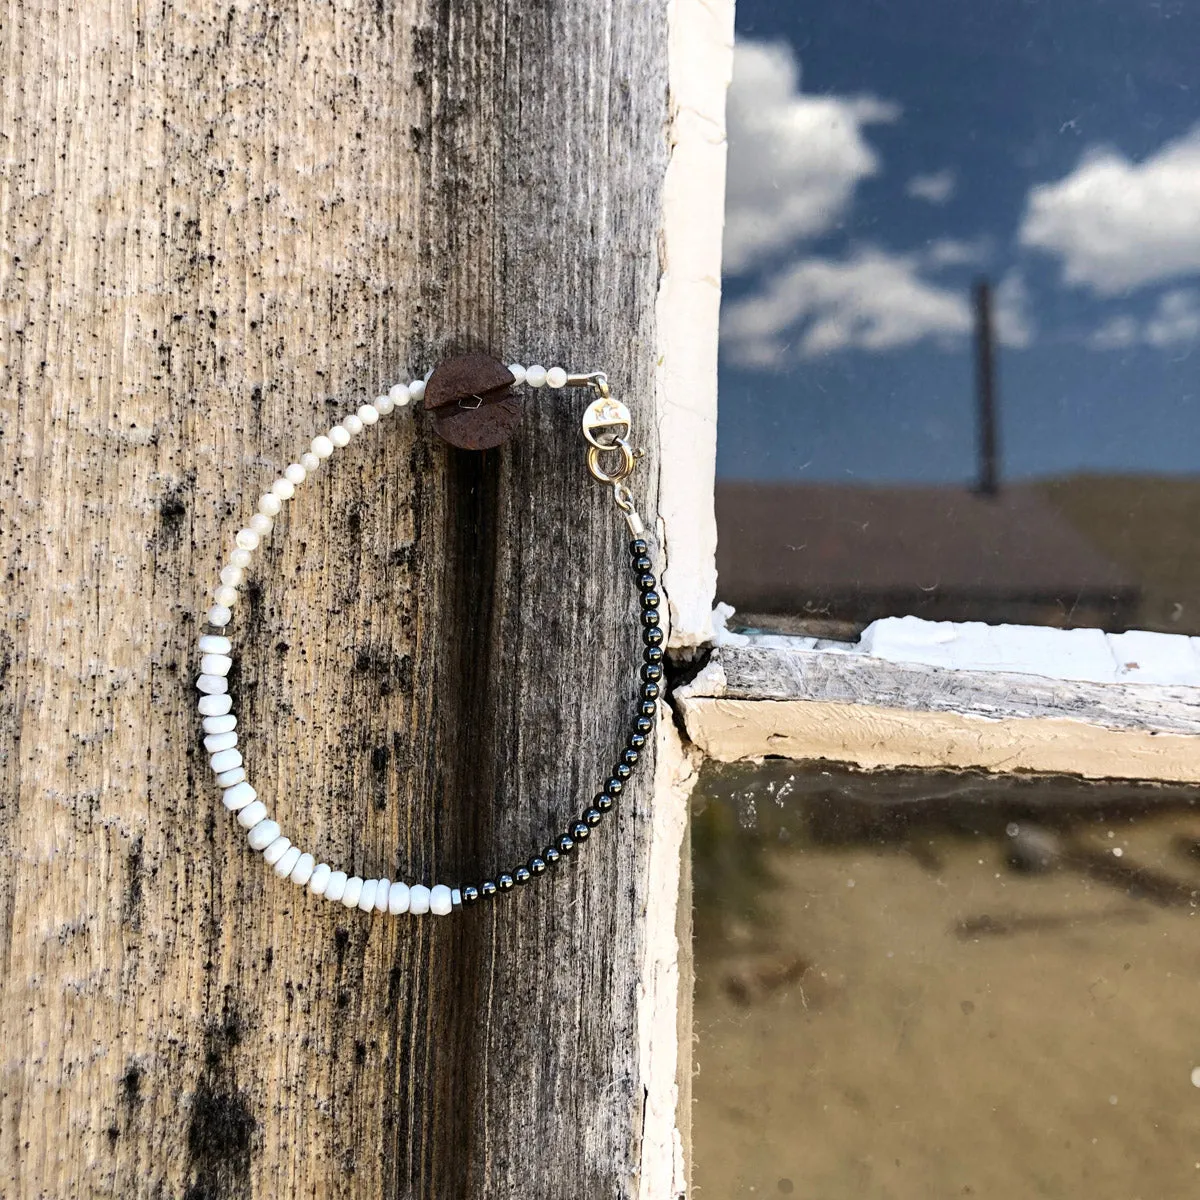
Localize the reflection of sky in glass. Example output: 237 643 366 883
720 1 1200 484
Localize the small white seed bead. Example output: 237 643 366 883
249 513 273 537
341 876 363 908
229 548 252 569
388 881 410 914
309 862 332 895
236 799 267 828
263 836 292 866
199 635 231 655
324 871 348 902
284 462 306 485
258 492 282 517
358 879 378 911
271 478 295 500
375 879 390 912
358 404 379 426
409 379 426 401
343 413 364 436
202 714 236 734
219 565 244 588
200 653 232 677
204 731 237 754
247 820 280 851
329 425 350 448
235 529 259 551
374 393 394 415
207 605 232 628
210 747 243 773
525 364 547 388
213 585 239 608
222 781 256 811
546 366 567 389
290 852 315 886
508 363 526 385
312 434 334 459
389 383 411 407
215 766 246 787
275 845 302 877
301 451 320 473
430 884 453 916
196 674 228 695
198 693 232 716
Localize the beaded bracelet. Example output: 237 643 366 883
196 364 660 917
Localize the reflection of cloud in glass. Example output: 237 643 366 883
1020 128 1200 294
1090 289 1200 351
906 169 956 205
723 39 899 274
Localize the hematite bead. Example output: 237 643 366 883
584 807 603 827
639 699 657 718
642 663 663 683
543 845 562 867
644 627 664 647
514 866 531 885
644 646 664 666
628 731 647 750
571 821 590 841
634 716 653 735
614 762 632 780
636 572 657 592
557 833 575 855
629 538 649 557
462 885 480 905
633 555 653 574
529 856 547 876
642 610 660 627
622 747 640 766
596 793 615 812
641 682 661 701
605 777 625 797
481 879 498 898
641 589 661 610
497 872 515 891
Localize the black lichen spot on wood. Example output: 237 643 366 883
263 946 273 969
371 745 389 774
353 645 412 696
122 836 144 930
155 476 192 545
185 1077 255 1199
354 1040 367 1065
106 1124 120 1145
121 1063 142 1108
387 965 402 1008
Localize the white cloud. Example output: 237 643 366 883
721 248 973 367
1019 127 1200 294
994 271 1034 349
723 39 900 274
906 169 956 205
1090 288 1200 350
924 236 991 269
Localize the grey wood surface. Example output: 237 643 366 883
0 2 670 1196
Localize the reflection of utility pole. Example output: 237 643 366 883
973 278 1000 497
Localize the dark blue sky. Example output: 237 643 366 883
720 0 1200 483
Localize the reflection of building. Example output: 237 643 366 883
716 481 1139 631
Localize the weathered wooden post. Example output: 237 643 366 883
0 0 731 1196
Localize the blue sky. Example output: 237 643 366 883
719 0 1200 483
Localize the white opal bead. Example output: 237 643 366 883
343 413 364 436
290 852 315 886
358 879 378 911
213 585 239 608
258 492 282 517
388 881 411 914
430 884 453 916
210 747 243 773
300 451 320 473
375 879 390 911
263 836 292 866
202 713 236 734
221 781 256 811
215 766 246 787
200 653 232 677
508 363 526 385
207 605 232 627
219 565 244 588
284 462 306 485
312 434 334 459
389 383 411 406
409 379 426 401
275 845 302 877
341 876 363 908
546 366 567 389
235 528 259 551
248 513 273 537
309 862 332 895
358 404 379 426
525 364 548 388
247 819 280 851
204 731 237 754
230 548 253 569
198 693 232 716
236 799 267 828
196 673 228 695
271 478 295 500
374 393 394 415
199 634 232 655
324 871 348 902
408 884 431 915
329 425 351 448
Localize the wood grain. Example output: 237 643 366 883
0 1 680 1195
